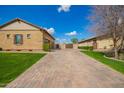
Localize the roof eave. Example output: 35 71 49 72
0 18 55 40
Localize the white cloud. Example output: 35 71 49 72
62 38 67 41
44 27 55 34
55 38 68 44
58 5 71 13
56 38 60 41
65 31 77 36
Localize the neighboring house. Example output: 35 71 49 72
0 18 55 51
78 35 113 50
78 37 95 48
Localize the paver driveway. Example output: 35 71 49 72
6 49 124 88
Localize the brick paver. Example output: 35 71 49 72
6 49 124 88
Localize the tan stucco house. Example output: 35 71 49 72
0 18 55 51
78 35 113 50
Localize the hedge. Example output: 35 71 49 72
78 46 93 51
43 43 50 51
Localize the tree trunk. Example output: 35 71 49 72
114 47 119 59
113 35 119 59
112 29 119 59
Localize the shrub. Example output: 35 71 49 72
43 43 50 51
104 50 124 60
104 51 115 57
78 46 93 51
119 52 124 60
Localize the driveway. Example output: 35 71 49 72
6 49 124 88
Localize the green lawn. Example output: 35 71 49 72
0 53 46 87
81 51 124 74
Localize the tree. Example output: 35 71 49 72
89 6 124 59
71 38 78 44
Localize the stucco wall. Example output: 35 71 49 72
0 19 55 50
59 44 66 49
97 37 113 49
0 30 43 50
43 32 54 42
78 40 93 47
0 21 38 30
78 37 114 50
73 44 78 49
43 31 55 48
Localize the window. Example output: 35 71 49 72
14 34 23 45
7 34 10 39
27 34 31 39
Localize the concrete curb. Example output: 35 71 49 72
104 55 124 62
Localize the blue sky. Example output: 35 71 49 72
0 5 93 43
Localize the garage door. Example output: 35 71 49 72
66 44 73 48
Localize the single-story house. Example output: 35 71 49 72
0 18 55 51
78 35 113 50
